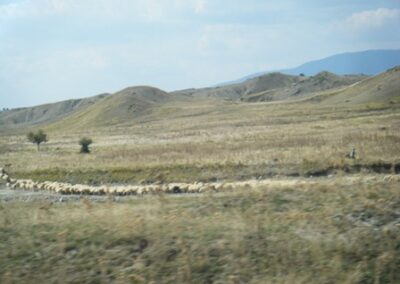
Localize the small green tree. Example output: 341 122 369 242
27 129 48 151
79 137 93 154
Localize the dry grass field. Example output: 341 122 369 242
1 99 399 183
1 177 399 283
0 78 400 283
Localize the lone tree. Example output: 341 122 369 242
79 137 93 154
27 129 48 151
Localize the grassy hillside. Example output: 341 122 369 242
43 86 185 131
174 71 365 102
314 66 400 105
0 93 109 129
243 72 366 102
174 72 302 100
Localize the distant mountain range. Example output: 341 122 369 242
220 49 400 85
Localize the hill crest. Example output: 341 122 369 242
1 67 398 131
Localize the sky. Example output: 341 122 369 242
1 0 400 108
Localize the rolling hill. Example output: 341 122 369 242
309 66 400 105
0 93 109 129
44 86 180 129
174 72 366 101
173 73 301 100
0 66 398 131
241 72 366 102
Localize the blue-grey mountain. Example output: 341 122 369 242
222 49 400 85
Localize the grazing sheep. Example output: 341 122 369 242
152 185 163 194
1 174 10 182
222 183 234 191
168 184 182 194
188 184 199 193
180 184 189 193
89 187 99 195
383 175 400 182
3 168 264 196
109 187 117 195
215 183 224 191
97 186 106 195
199 185 214 193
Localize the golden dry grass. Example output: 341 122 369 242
1 101 399 183
1 178 399 283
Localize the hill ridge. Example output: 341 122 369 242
1 66 399 131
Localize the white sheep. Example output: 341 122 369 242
1 174 10 182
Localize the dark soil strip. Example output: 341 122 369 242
9 162 399 186
307 162 399 177
395 163 400 174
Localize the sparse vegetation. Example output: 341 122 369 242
27 129 48 151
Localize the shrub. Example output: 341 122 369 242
79 137 93 154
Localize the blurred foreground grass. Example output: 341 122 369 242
1 179 399 283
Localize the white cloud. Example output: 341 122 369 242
343 8 400 31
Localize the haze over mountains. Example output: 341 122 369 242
222 49 400 85
1 50 399 130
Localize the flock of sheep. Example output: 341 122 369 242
0 167 247 195
2 167 399 196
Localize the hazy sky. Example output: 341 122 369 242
1 0 400 108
